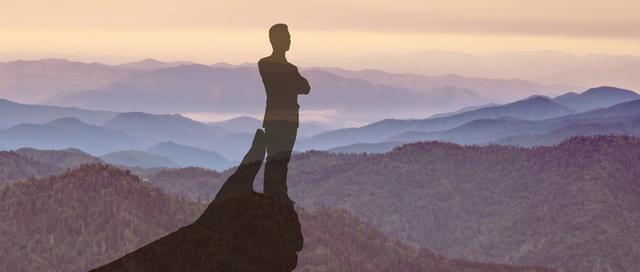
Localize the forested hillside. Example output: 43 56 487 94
147 167 224 202
0 151 60 186
15 147 104 168
0 164 549 272
0 165 203 272
298 208 552 272
148 135 640 272
285 136 640 272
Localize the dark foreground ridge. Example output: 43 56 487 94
91 192 303 272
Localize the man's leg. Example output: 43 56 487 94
264 122 297 201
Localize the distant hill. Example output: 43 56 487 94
103 112 229 143
553 98 640 121
49 64 269 113
208 116 329 138
296 122 330 138
0 164 203 272
102 112 256 161
0 151 60 187
386 99 640 147
207 116 262 133
101 112 253 160
100 150 179 168
299 95 576 150
0 59 135 103
0 98 117 127
428 103 502 119
147 141 232 171
0 117 142 154
306 96 640 153
146 167 224 202
449 95 576 121
387 118 536 145
118 58 194 71
553 86 639 112
328 141 405 154
318 67 572 101
495 118 640 147
15 147 104 169
310 50 640 91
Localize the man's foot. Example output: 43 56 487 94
213 129 266 202
266 193 295 205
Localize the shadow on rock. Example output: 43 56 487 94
92 129 303 272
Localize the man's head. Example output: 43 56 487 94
269 24 291 52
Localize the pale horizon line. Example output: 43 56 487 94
2 48 640 66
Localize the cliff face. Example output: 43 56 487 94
92 192 303 272
93 191 549 272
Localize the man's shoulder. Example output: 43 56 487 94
259 57 294 65
259 56 282 64
258 57 278 70
258 57 297 71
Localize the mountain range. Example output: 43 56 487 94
0 104 252 161
1 85 637 161
2 55 639 272
100 150 180 168
146 141 232 171
289 136 640 272
0 117 142 154
207 116 329 138
0 59 134 103
1 131 638 271
0 164 551 272
98 142 234 171
15 147 104 168
0 58 579 126
552 86 640 112
98 111 258 161
303 50 640 91
50 63 496 124
316 67 572 101
0 98 116 128
15 135 632 272
298 95 576 150
177 135 636 272
385 97 640 148
302 86 640 152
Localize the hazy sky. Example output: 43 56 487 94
2 0 639 64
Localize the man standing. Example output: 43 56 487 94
259 24 310 203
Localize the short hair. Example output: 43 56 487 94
269 23 289 42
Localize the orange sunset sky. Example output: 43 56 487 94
2 0 639 64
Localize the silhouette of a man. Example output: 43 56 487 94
259 24 310 203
